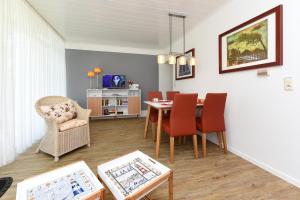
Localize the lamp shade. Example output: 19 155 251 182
178 56 187 65
168 55 176 65
189 57 196 66
157 55 166 64
94 67 102 73
87 71 95 78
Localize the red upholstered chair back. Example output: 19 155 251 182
170 93 198 136
147 91 163 101
201 93 227 132
147 91 163 122
166 91 180 101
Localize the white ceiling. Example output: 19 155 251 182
27 0 230 50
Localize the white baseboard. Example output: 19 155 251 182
207 138 300 188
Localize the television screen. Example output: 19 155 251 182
102 74 126 88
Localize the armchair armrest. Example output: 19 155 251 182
73 101 91 121
44 118 59 132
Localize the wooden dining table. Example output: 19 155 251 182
144 100 204 159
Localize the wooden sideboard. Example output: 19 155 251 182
87 89 141 119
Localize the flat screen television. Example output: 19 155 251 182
102 74 126 88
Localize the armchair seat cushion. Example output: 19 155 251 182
58 119 88 132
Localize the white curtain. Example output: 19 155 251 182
0 0 66 166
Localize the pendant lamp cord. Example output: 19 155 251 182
169 14 172 55
183 16 186 55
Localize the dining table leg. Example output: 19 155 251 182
144 105 151 138
155 108 163 158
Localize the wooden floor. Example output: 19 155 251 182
1 118 300 199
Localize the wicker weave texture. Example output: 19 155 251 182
35 96 91 161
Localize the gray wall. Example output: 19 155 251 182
65 49 158 110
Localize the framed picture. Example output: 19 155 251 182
219 5 283 74
175 48 195 80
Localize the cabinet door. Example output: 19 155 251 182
128 96 140 115
87 97 102 116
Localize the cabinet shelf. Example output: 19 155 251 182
102 95 128 98
87 89 141 119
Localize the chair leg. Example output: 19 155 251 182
54 156 59 162
222 131 228 154
202 133 207 158
170 137 175 163
192 135 198 159
144 105 151 139
217 132 223 150
35 143 41 154
151 122 157 141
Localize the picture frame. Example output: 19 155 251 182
175 48 195 80
219 5 283 74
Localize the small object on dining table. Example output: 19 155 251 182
197 99 204 104
161 102 173 106
159 100 171 102
152 98 159 102
152 99 171 103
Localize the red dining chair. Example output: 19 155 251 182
166 91 180 101
197 93 227 158
162 93 198 163
145 91 163 140
167 91 186 144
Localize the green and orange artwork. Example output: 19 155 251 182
227 19 268 67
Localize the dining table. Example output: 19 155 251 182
144 99 204 159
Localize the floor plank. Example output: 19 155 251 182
0 118 299 199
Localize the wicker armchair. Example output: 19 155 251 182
35 96 91 161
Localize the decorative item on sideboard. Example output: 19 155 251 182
130 84 139 90
128 80 133 87
128 79 140 90
87 71 95 89
94 67 102 89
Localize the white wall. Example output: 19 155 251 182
171 0 300 187
159 64 173 98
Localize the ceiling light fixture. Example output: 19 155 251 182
157 13 196 65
